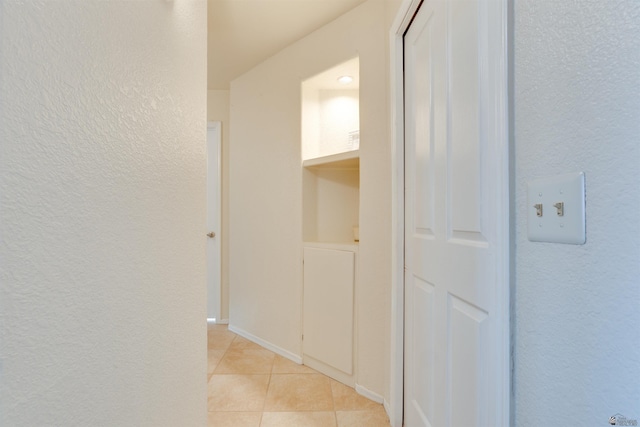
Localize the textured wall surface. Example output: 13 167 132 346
0 1 207 426
229 0 391 399
514 1 640 424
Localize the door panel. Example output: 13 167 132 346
303 247 354 375
411 6 436 237
403 0 509 426
411 275 435 424
450 0 482 240
449 295 488 427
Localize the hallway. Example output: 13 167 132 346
207 324 390 426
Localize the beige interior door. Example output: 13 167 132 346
403 0 510 426
207 122 222 321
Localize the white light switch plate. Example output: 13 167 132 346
527 172 586 244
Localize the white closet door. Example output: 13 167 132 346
303 247 354 375
403 0 510 426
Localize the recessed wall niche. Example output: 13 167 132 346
301 57 361 385
302 57 360 244
302 57 360 161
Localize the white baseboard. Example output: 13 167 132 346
355 386 394 426
303 354 355 387
383 399 396 426
206 318 229 325
355 383 384 404
228 324 302 365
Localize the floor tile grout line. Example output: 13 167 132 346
260 347 275 426
208 328 236 373
330 377 339 427
207 327 238 413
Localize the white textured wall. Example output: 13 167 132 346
207 90 231 321
0 1 207 426
514 1 640 424
230 0 390 398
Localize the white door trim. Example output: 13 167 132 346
388 1 511 426
207 121 222 322
389 2 421 426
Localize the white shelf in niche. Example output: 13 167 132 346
302 150 359 169
304 241 359 251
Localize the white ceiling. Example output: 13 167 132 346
208 0 369 90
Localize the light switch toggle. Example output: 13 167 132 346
553 202 564 216
527 172 585 244
534 204 543 217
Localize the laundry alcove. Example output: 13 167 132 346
301 57 360 386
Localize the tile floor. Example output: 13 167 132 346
208 323 391 427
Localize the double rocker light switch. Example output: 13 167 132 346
527 172 586 244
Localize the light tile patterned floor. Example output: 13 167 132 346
207 324 391 427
